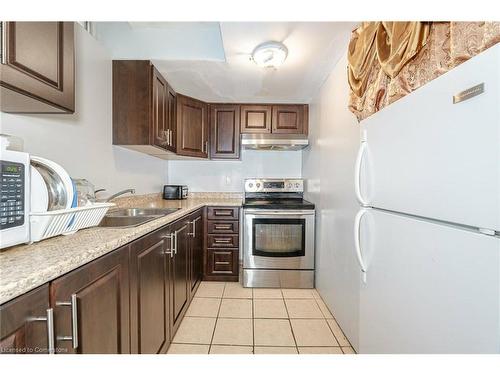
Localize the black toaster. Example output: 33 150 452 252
163 185 188 200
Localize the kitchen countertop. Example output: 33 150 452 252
0 194 242 305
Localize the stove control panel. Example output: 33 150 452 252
245 178 303 193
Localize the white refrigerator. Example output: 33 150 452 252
355 44 500 353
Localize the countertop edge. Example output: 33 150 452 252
0 199 241 305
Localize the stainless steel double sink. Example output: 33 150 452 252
99 207 180 228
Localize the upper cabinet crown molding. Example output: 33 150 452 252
0 21 75 113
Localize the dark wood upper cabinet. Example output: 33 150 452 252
151 67 169 150
167 85 177 151
0 22 75 113
176 94 209 158
272 104 308 134
240 105 272 134
112 60 176 157
0 284 51 354
50 245 130 354
210 104 241 159
129 227 171 354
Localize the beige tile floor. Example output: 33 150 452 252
168 281 356 355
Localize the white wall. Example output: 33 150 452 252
168 150 302 192
0 25 167 195
302 52 361 349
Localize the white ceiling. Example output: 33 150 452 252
95 22 358 103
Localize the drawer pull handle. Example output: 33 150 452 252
215 261 230 265
215 239 232 243
56 294 78 349
30 308 55 354
215 225 232 230
215 210 233 216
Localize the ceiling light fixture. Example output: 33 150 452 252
251 41 288 68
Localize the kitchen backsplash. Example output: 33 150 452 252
167 150 303 192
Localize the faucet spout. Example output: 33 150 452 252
105 188 136 202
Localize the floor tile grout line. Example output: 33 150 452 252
281 291 299 352
208 282 226 353
251 290 255 354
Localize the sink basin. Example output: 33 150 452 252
99 207 180 228
98 215 158 228
106 208 180 217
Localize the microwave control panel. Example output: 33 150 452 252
0 161 25 230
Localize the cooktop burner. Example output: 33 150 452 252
243 178 315 210
243 198 315 210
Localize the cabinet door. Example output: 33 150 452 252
170 220 190 335
0 22 75 113
129 228 170 354
0 284 52 354
50 246 130 354
151 67 168 150
176 94 208 158
166 85 177 152
210 104 241 159
189 210 204 295
240 105 271 134
271 105 306 134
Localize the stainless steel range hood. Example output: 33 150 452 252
241 134 309 151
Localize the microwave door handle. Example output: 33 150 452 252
354 208 368 273
355 141 369 206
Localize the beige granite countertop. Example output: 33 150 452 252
0 193 242 305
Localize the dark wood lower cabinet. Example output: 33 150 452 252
169 218 190 336
188 210 203 295
50 246 130 354
0 206 213 354
129 227 170 354
204 206 240 282
0 284 51 354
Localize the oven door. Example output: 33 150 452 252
243 209 315 270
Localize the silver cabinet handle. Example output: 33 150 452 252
30 308 55 354
46 308 55 354
215 224 231 230
56 294 79 349
162 234 174 257
187 218 198 237
173 231 178 254
215 239 231 243
1 22 6 65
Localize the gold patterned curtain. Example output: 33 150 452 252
347 22 500 122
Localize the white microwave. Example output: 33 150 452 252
0 149 30 249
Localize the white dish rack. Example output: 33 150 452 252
30 203 115 243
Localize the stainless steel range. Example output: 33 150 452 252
242 178 315 288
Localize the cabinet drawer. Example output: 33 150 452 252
207 249 238 275
208 221 239 234
207 207 239 221
208 234 239 248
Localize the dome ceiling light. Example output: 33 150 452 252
251 41 288 68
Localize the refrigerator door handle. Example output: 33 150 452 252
354 208 368 273
355 141 369 206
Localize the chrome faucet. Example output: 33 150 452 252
105 188 136 202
